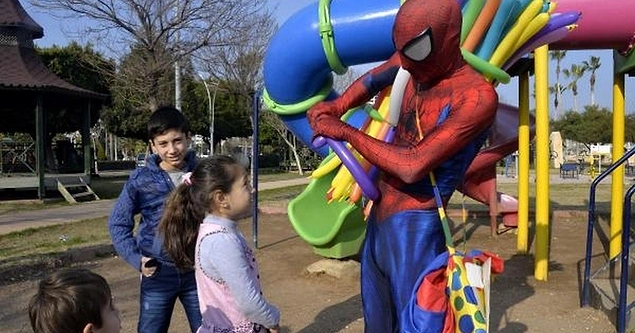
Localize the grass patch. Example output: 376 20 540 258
0 217 109 259
448 182 614 214
0 201 67 216
257 171 306 182
258 185 305 201
498 182 613 211
0 217 113 285
0 171 308 215
0 186 306 267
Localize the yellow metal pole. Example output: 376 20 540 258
609 71 625 259
517 70 530 254
534 45 550 281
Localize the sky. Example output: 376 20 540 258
25 0 634 114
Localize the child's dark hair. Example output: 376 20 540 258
147 105 190 141
28 268 112 333
160 155 242 270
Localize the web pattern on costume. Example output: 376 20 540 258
344 65 497 221
332 0 497 221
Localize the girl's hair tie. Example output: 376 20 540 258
182 172 193 186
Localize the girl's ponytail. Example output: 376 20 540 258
159 183 205 270
159 155 241 270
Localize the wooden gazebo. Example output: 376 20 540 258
0 0 106 199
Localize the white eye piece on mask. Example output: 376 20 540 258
401 27 433 62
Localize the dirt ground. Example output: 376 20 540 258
0 208 619 333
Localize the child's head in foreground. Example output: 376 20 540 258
28 268 121 333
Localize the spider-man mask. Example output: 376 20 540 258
400 27 433 62
393 0 464 85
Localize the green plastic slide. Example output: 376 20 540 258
287 168 366 259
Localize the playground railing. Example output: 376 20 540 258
618 183 635 333
582 146 635 333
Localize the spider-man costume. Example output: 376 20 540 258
307 0 497 331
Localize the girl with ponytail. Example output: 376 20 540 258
160 155 280 333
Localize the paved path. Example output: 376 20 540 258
0 177 310 235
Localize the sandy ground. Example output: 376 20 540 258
0 205 620 333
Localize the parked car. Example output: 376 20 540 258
136 153 147 168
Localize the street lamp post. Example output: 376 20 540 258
201 80 218 155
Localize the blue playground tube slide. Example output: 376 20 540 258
263 0 399 156
263 0 401 258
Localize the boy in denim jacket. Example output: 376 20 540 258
109 106 201 332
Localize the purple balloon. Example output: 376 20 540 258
325 138 379 201
545 11 581 32
456 0 469 9
523 11 581 49
384 126 396 143
312 135 327 149
504 27 570 70
312 127 397 202
365 127 397 183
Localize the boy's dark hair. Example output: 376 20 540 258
28 268 112 333
147 105 190 141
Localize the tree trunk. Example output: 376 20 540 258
555 85 560 119
289 135 304 175
573 94 578 113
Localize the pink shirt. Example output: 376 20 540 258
195 216 279 332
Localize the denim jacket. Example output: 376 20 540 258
108 150 198 270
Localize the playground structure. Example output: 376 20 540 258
263 0 635 330
264 0 559 258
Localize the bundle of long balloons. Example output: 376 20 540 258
311 0 580 212
459 0 580 81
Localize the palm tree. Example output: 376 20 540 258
550 50 567 118
563 63 586 112
549 83 568 119
582 56 601 106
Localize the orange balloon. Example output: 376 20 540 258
462 0 501 52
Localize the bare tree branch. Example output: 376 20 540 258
31 0 267 60
197 12 276 94
260 110 305 175
30 0 270 112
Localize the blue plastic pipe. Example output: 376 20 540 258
263 0 399 154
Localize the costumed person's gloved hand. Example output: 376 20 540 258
310 113 351 142
307 100 345 130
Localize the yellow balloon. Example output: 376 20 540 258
310 153 342 179
514 13 550 53
489 0 544 67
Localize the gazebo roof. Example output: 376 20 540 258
0 45 105 97
0 0 105 98
0 0 43 39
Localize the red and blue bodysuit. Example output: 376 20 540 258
308 0 498 331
